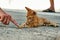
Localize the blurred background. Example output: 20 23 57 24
0 1 60 40
0 0 60 12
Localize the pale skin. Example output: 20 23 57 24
0 8 19 28
0 8 11 25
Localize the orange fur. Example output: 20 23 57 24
19 7 58 28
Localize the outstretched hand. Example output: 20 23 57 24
0 8 19 28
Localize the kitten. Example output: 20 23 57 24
19 7 58 28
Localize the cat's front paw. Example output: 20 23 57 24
17 25 23 29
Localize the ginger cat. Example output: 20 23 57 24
19 7 58 28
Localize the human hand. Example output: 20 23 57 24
0 8 19 27
0 10 11 25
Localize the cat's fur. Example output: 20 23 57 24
19 7 58 28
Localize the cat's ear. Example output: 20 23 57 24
25 7 36 15
32 11 36 15
25 7 32 11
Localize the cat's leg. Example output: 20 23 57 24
45 20 58 27
19 22 26 29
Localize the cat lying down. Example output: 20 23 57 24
19 7 58 28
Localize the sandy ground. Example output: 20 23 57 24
0 10 60 40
